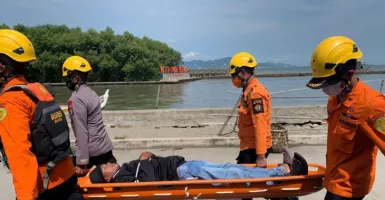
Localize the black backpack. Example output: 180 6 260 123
0 83 73 192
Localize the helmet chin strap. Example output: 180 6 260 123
239 69 252 92
337 70 355 102
0 62 17 90
343 70 355 93
75 80 86 91
242 77 250 91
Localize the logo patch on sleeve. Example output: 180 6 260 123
0 108 7 121
252 98 264 114
372 113 385 133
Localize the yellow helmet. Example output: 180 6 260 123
62 55 92 77
0 29 36 63
228 52 258 75
307 36 363 89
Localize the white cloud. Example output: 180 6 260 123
182 52 200 60
182 52 217 61
2 0 385 65
271 59 283 63
167 39 176 43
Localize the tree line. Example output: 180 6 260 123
0 24 182 82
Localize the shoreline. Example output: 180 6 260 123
45 70 385 86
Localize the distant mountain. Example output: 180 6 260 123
183 57 303 69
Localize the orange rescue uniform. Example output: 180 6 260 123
237 78 272 155
325 79 385 198
0 76 75 200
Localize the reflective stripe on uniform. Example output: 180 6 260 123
51 131 70 147
42 104 61 115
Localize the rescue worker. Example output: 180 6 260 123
62 55 116 177
0 29 84 199
228 52 273 167
306 36 385 200
229 53 295 200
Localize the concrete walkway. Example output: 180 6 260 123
0 145 383 199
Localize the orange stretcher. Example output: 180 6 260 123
78 163 325 199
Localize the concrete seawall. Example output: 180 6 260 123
66 105 328 150
47 77 201 87
46 70 385 86
99 105 327 126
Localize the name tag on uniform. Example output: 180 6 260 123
338 112 358 129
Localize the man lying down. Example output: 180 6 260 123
89 148 308 184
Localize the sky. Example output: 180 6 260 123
1 0 385 65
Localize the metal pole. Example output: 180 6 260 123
155 84 161 109
270 87 309 95
218 94 242 136
211 113 326 120
226 79 385 96
226 87 309 96
232 116 238 132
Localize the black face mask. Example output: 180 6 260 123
66 78 76 91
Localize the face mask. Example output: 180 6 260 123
66 77 76 91
232 77 243 88
322 81 345 97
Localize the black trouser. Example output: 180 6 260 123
236 148 298 200
72 150 117 168
37 175 84 200
324 191 365 200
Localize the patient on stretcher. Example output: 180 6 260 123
89 148 308 184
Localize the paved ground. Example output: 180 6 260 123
0 145 383 199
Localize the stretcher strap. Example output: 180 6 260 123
134 158 152 183
42 161 55 193
184 186 202 199
134 162 141 183
41 148 73 193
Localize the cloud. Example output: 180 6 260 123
270 59 283 63
186 18 281 37
182 52 217 61
182 52 199 60
167 39 176 43
1 0 385 65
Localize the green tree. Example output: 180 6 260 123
0 24 182 82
